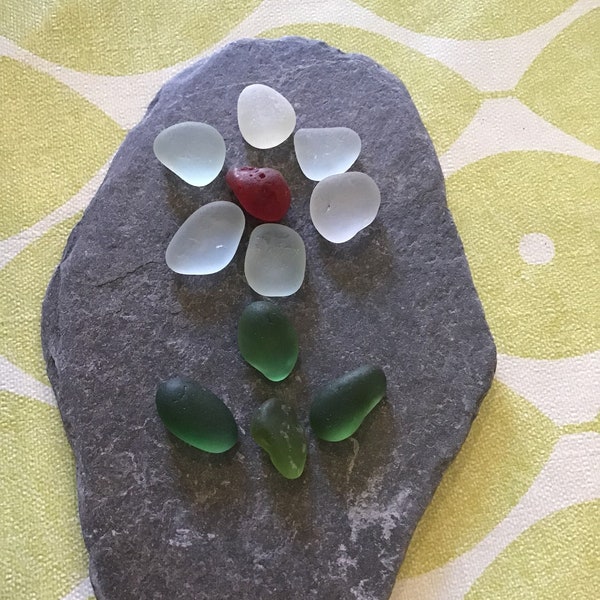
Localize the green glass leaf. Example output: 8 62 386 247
0 58 123 240
0 391 88 598
397 380 559 579
251 398 307 479
238 301 299 382
155 377 238 454
260 24 481 154
310 365 386 442
517 11 600 149
467 501 600 599
0 0 262 75
351 0 575 39
447 152 600 359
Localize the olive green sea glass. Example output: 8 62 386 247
155 377 238 453
238 301 299 382
251 398 307 479
309 365 387 442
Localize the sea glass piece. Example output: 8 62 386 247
310 172 381 243
237 84 296 149
165 201 245 275
294 127 361 181
225 166 291 222
153 122 226 186
238 301 299 382
155 377 238 453
244 224 306 296
310 365 387 442
251 398 307 479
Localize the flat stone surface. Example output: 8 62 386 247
41 37 496 600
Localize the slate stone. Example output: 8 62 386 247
41 37 496 600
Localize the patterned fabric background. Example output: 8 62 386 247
1 1 598 599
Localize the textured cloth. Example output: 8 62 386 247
0 2 598 599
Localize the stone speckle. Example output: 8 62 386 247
41 37 496 600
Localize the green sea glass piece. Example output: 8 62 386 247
238 301 299 382
251 398 307 479
309 365 387 442
155 377 238 453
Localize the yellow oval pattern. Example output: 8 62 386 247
467 501 600 599
353 0 576 39
397 380 559 579
0 390 88 599
0 0 262 75
0 58 123 240
447 152 600 359
517 11 600 149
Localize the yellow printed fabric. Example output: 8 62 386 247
1 1 598 599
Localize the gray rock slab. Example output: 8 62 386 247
41 37 496 600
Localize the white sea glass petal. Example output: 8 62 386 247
310 172 381 243
294 127 361 181
237 84 296 149
244 224 306 297
153 122 226 186
166 201 245 275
